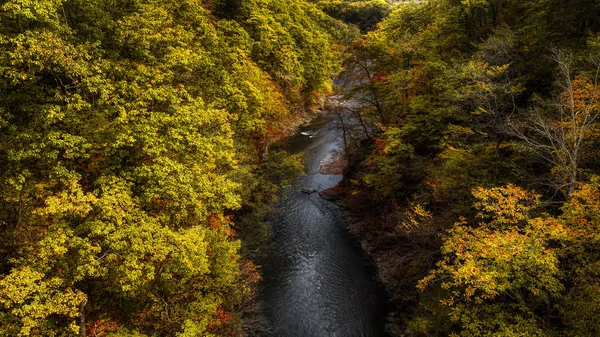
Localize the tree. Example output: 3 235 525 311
510 51 600 198
417 185 567 336
314 0 391 32
557 176 600 336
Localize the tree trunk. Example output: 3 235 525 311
261 134 270 162
79 300 87 337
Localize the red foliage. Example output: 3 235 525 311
208 213 224 230
86 318 119 337
369 71 388 82
207 307 233 330
374 137 388 156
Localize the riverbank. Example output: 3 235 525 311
320 151 418 336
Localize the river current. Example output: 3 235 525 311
261 111 381 337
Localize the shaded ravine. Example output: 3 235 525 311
261 111 380 337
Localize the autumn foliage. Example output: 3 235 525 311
332 0 600 335
0 0 341 336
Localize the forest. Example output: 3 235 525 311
1 0 600 336
0 0 342 335
326 0 600 336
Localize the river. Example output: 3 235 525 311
261 110 381 337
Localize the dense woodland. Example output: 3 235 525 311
0 0 344 335
2 0 600 336
328 0 600 336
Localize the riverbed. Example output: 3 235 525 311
261 111 381 337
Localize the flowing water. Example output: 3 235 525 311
262 111 381 337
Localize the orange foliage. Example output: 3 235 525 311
86 317 119 337
207 306 233 330
560 75 600 113
208 213 236 238
370 71 388 82
208 213 225 230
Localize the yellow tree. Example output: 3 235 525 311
418 185 568 336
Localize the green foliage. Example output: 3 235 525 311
233 150 304 258
107 328 149 337
363 127 415 198
428 144 518 217
557 176 600 336
335 0 600 336
315 0 391 32
233 0 342 104
0 0 342 335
